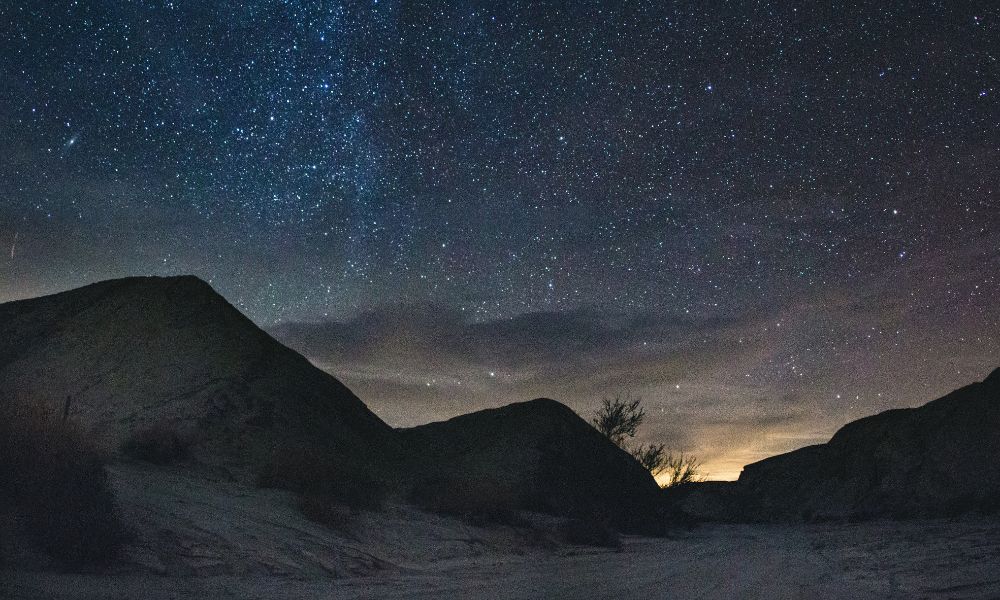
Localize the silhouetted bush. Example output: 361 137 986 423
0 403 126 565
592 393 645 447
122 422 191 465
592 393 701 486
561 517 621 548
256 446 386 511
408 477 524 526
659 452 701 488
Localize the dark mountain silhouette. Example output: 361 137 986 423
0 276 396 465
0 276 663 529
671 369 1000 521
399 399 664 533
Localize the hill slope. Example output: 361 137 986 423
0 276 664 530
674 369 1000 521
399 399 665 533
0 276 396 464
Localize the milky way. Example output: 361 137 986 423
1 2 998 478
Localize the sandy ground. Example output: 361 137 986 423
4 462 1000 599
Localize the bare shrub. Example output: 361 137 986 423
660 452 701 488
592 393 644 447
256 446 386 512
592 393 701 486
631 443 667 474
408 478 523 526
122 421 191 465
0 402 126 565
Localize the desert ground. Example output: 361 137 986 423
5 460 999 600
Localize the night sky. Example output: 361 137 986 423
2 2 998 479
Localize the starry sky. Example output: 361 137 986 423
1 1 998 479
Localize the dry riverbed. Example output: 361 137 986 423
5 462 1000 599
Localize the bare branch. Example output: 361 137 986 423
591 392 645 447
660 452 702 488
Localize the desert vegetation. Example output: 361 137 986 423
0 402 126 565
593 393 701 487
659 452 702 487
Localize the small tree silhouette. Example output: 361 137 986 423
591 393 645 447
660 452 701 487
631 443 667 474
592 393 700 487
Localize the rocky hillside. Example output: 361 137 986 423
672 369 1000 521
399 399 665 533
0 276 665 529
0 276 396 465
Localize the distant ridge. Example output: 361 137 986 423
672 369 1000 521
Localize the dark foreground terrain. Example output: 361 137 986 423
4 459 1000 599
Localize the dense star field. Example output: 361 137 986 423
1 1 997 478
